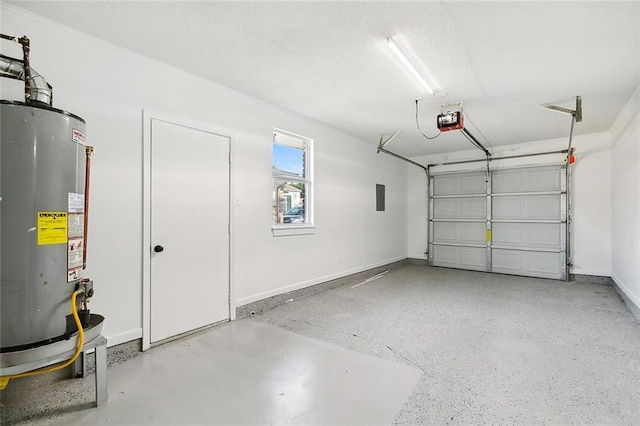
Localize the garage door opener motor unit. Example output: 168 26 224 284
437 110 464 132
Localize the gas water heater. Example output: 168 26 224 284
0 33 103 385
1 102 91 349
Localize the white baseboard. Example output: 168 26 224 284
570 268 612 277
105 328 142 348
236 255 407 307
611 273 640 311
407 253 428 260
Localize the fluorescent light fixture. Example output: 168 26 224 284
387 37 437 95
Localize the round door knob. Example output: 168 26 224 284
154 245 164 253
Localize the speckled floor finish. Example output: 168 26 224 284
2 264 640 424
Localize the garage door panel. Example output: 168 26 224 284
492 249 563 279
492 195 560 221
490 249 521 273
433 246 487 271
493 166 561 193
434 172 486 196
433 222 486 245
527 167 562 191
434 198 486 219
492 223 562 250
429 165 566 280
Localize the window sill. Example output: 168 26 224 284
272 225 316 237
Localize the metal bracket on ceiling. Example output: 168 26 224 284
541 96 582 167
541 96 582 122
375 130 429 174
377 130 402 151
440 101 463 114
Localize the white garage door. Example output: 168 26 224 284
429 165 567 280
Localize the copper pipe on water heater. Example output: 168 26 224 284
18 36 32 103
83 146 94 269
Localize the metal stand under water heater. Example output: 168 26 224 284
0 33 106 400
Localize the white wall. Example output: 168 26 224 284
407 132 613 277
1 6 408 346
611 84 640 310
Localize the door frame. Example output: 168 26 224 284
142 110 235 351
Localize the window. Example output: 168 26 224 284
272 129 313 235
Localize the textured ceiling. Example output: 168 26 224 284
5 1 640 157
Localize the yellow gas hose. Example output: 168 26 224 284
0 290 85 389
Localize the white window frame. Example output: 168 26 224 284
272 128 315 237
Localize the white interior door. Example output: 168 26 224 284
150 119 230 344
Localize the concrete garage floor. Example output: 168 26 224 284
2 264 640 424
255 265 640 424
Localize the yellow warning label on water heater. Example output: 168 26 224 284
37 212 68 245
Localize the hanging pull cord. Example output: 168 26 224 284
415 99 440 140
485 153 491 183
